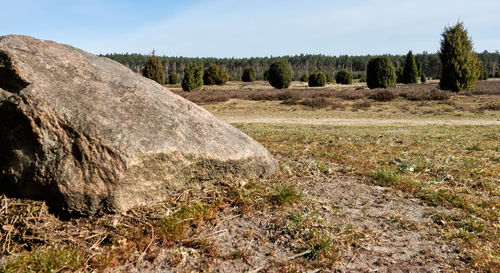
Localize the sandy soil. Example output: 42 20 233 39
124 163 468 272
219 116 500 126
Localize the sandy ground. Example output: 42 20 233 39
219 117 500 126
125 172 467 272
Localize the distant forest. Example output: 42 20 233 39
102 51 500 81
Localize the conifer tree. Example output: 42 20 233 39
403 51 418 84
182 64 203 91
324 73 335 83
421 74 427 83
241 67 256 82
268 60 292 89
168 72 178 84
335 70 353 85
308 71 326 87
439 22 481 91
203 64 229 85
263 69 270 81
396 67 404 83
366 56 397 89
142 50 165 85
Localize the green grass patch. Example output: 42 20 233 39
371 168 400 186
1 247 85 273
270 184 302 206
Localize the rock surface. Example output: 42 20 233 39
0 35 278 216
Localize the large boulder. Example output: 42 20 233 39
0 35 278 216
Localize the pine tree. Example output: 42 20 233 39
403 51 418 84
439 22 481 91
142 50 165 85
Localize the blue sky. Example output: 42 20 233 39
1 0 499 57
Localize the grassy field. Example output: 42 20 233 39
1 80 499 272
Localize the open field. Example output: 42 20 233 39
1 80 499 272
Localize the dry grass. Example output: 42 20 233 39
0 178 308 272
1 80 499 272
237 123 499 271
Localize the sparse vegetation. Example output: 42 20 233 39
3 20 500 272
268 59 292 89
270 184 302 206
367 56 397 89
351 100 371 109
299 97 330 108
1 247 86 273
2 80 499 271
399 88 451 101
369 89 396 101
237 120 499 272
174 80 499 108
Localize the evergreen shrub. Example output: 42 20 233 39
182 64 203 91
335 70 352 85
268 60 292 89
366 56 397 89
308 71 326 87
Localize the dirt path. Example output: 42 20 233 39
220 117 500 126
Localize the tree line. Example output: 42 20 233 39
102 50 500 81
